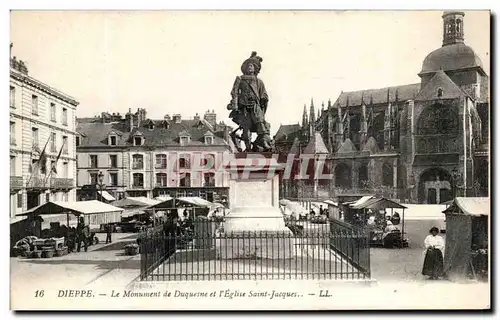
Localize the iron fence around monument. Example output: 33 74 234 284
139 216 371 281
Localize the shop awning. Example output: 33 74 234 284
19 200 124 216
350 197 407 210
442 197 490 216
111 197 160 208
98 190 116 201
148 197 216 210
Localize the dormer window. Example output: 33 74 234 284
109 135 117 146
437 88 443 98
134 136 143 146
179 131 191 146
204 131 214 145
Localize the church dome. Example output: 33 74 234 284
420 43 483 74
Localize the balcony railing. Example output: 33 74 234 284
203 181 216 187
28 177 47 189
10 176 23 190
51 178 74 189
155 183 168 188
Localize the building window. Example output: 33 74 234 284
200 154 215 169
50 160 56 175
134 136 143 146
109 172 118 186
40 160 47 175
50 103 56 122
109 135 117 146
10 122 15 145
156 173 167 187
10 156 15 176
132 154 144 169
180 172 191 187
90 155 98 168
51 132 57 152
204 172 216 187
10 86 15 108
62 107 68 126
29 159 38 175
179 155 190 169
45 193 50 203
382 162 394 187
32 127 39 148
63 192 69 202
133 173 144 187
31 95 38 115
76 136 80 147
17 193 22 208
155 154 167 169
110 155 118 168
63 162 68 178
205 136 214 145
90 172 98 185
180 136 189 146
62 136 68 154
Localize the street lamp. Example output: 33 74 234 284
97 171 104 201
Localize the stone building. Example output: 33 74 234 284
76 109 233 203
274 12 489 203
10 52 79 220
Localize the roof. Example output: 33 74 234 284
420 43 484 75
111 197 160 208
98 190 115 201
350 197 407 210
18 200 123 216
303 132 329 154
362 136 380 153
148 196 216 209
415 70 468 101
442 197 490 216
274 124 303 144
337 138 357 153
333 83 421 108
76 118 229 148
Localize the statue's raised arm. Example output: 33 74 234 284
226 51 272 152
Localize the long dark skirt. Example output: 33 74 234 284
422 248 444 278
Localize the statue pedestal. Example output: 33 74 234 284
217 154 293 259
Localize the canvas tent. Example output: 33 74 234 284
17 200 123 229
442 197 489 281
148 197 217 220
111 197 161 219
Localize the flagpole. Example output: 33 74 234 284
26 135 51 187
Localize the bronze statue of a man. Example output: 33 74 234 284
227 51 272 152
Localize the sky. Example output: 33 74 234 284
10 10 490 135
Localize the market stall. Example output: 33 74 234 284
442 197 489 281
342 196 408 248
13 200 123 257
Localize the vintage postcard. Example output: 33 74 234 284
9 10 490 310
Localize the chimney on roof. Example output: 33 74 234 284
204 109 217 128
173 114 182 124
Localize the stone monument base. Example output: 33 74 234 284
216 207 294 260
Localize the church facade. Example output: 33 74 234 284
274 12 489 204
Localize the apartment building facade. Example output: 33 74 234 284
76 109 233 203
10 55 79 219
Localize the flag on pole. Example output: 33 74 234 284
51 139 65 175
27 135 50 186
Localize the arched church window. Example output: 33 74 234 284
456 19 462 33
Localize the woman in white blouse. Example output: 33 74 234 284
422 227 445 280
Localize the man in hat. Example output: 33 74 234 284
227 51 272 152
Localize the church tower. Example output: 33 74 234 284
442 11 465 46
